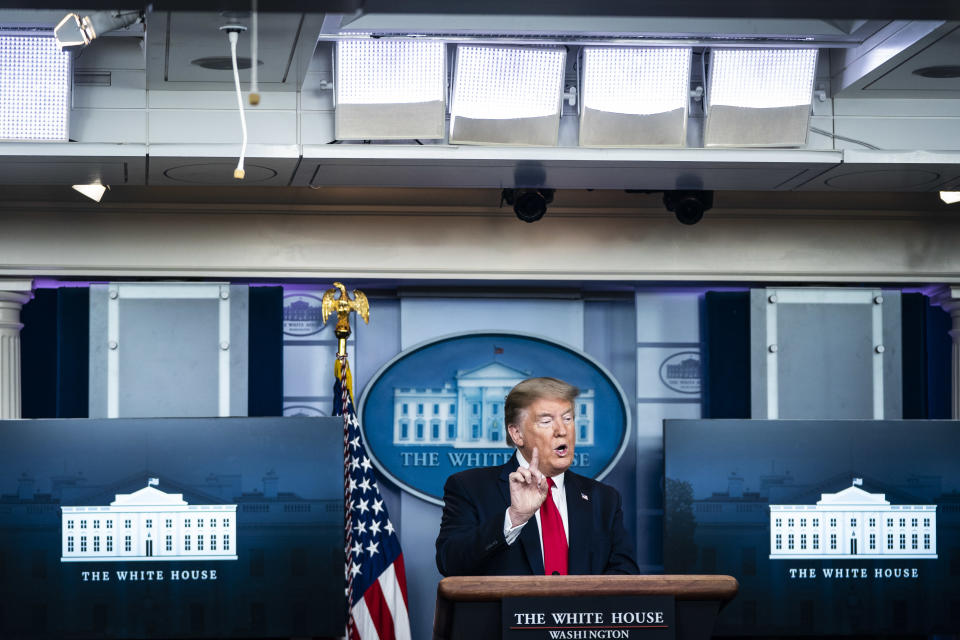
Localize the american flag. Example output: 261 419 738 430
335 356 411 640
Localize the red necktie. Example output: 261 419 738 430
540 477 568 575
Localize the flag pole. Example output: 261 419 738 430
323 283 367 637
338 352 353 640
323 282 411 640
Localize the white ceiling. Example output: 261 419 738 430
862 26 960 93
0 8 959 192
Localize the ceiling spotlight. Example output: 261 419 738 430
54 10 142 51
502 188 554 223
72 183 108 202
940 191 960 205
663 190 713 225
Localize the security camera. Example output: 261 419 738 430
663 190 714 225
502 188 555 223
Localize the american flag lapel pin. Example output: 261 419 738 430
581 492 589 501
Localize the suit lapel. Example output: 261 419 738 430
519 515 545 575
564 472 593 575
497 460 514 505
498 457 545 575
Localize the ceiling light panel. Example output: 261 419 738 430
0 34 71 142
335 38 446 140
452 45 565 119
580 46 691 147
450 45 565 146
337 38 445 105
708 48 818 109
705 48 818 147
583 47 691 116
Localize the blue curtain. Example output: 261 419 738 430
701 291 751 419
248 286 284 416
21 288 89 418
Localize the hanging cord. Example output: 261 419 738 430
809 126 880 150
227 29 248 179
249 0 259 106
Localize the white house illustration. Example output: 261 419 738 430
769 479 937 560
61 479 238 562
392 362 594 447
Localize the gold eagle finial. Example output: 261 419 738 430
321 282 369 356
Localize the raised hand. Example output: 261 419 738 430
507 447 549 527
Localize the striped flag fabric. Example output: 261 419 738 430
334 357 411 640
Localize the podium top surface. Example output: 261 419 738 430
437 574 738 604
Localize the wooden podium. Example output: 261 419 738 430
433 575 738 640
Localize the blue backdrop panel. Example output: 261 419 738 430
0 417 343 639
665 419 960 636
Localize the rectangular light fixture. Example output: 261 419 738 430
450 45 566 146
704 48 818 147
580 46 691 147
335 38 446 140
0 33 71 142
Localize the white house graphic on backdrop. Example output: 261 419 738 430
769 479 937 560
392 362 595 447
61 479 238 562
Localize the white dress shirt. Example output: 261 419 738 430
502 450 570 559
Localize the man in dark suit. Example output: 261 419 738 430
435 377 638 576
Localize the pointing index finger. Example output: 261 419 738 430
530 447 545 489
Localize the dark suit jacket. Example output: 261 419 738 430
435 457 639 576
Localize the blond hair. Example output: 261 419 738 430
504 377 579 447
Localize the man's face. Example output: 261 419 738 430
508 396 576 477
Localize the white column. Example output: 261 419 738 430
932 286 960 419
0 279 35 419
